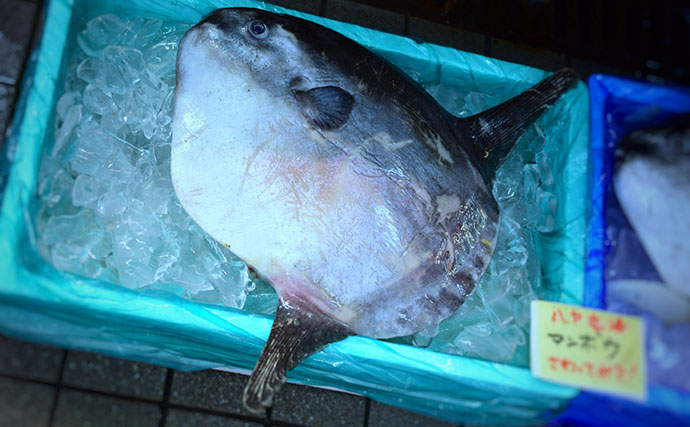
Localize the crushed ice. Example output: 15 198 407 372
35 15 260 310
36 14 566 365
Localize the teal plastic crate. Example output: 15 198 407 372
0 0 589 424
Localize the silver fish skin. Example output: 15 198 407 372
171 7 578 414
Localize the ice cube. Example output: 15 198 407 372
82 258 105 277
56 91 80 122
111 222 156 289
97 190 127 218
152 140 171 170
144 33 181 79
243 280 279 315
103 46 146 85
537 191 558 233
142 179 171 214
77 14 126 56
37 157 61 201
50 229 113 275
521 164 541 226
41 168 74 208
122 199 160 237
486 297 516 326
50 241 86 275
536 150 554 186
81 229 113 259
514 294 533 327
76 57 129 95
457 323 517 363
99 112 125 135
119 17 144 46
165 261 212 294
106 147 138 181
69 122 119 176
464 91 488 115
40 210 98 246
117 88 149 126
53 104 83 157
136 19 164 47
119 260 157 289
140 113 158 140
411 323 439 348
502 241 528 268
72 174 106 208
522 164 540 204
121 18 163 49
83 84 116 116
206 263 252 309
492 168 518 202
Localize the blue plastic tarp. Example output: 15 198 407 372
557 74 690 426
0 0 590 424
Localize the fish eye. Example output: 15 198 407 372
248 20 268 39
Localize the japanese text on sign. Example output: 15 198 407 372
530 300 646 401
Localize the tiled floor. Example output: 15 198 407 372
0 0 640 426
0 0 40 139
0 334 456 427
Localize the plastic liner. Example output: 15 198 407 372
555 75 690 426
0 0 588 424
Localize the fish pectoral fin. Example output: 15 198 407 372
293 86 354 131
243 298 353 415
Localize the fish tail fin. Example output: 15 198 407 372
457 67 579 182
243 299 353 415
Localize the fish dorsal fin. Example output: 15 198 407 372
293 86 355 130
243 298 353 415
455 68 579 182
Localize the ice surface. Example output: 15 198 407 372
607 296 690 391
77 14 127 57
36 15 255 311
35 14 566 366
605 148 690 390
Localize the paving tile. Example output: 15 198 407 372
267 0 322 15
27 0 47 54
0 334 65 383
0 83 16 140
324 0 405 35
52 389 162 427
62 350 167 400
169 370 259 418
166 408 262 427
407 17 486 55
0 0 37 85
368 400 455 427
271 382 365 427
0 377 55 427
489 38 566 72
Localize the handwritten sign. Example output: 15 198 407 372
530 300 646 401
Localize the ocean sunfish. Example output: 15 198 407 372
612 116 690 322
171 7 578 413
